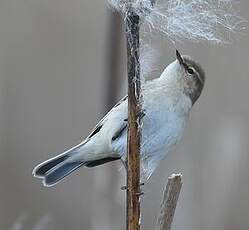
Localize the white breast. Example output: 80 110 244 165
112 80 192 179
140 90 191 179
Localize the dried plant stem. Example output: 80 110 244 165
125 8 141 230
156 174 182 230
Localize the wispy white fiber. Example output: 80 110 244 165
109 0 245 43
140 43 160 80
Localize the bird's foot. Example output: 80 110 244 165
120 182 145 191
120 185 127 190
136 191 144 196
137 109 146 119
123 109 146 122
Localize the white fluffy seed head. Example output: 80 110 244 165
108 0 245 43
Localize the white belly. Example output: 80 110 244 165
112 95 190 179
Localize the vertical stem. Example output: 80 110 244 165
125 8 141 230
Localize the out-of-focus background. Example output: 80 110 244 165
0 0 249 229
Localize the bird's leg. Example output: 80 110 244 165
123 108 145 123
136 191 144 196
120 158 145 192
122 158 128 171
120 183 145 196
137 108 146 119
120 185 127 190
121 183 144 190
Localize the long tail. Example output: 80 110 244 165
32 144 120 187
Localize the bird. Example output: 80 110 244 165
33 50 205 187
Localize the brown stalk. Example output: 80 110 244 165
125 8 141 230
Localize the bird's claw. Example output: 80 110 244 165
121 185 127 190
137 109 146 119
136 191 144 196
120 182 145 191
123 109 145 123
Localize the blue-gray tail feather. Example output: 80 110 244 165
34 154 69 177
33 144 120 186
43 161 84 187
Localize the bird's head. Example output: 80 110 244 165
174 50 205 105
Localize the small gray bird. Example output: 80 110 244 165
33 50 205 187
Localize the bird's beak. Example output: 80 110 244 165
176 50 184 66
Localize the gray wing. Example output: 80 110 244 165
87 95 128 140
83 95 147 167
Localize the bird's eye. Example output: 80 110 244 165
187 67 194 75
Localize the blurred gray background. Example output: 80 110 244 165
0 0 249 229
